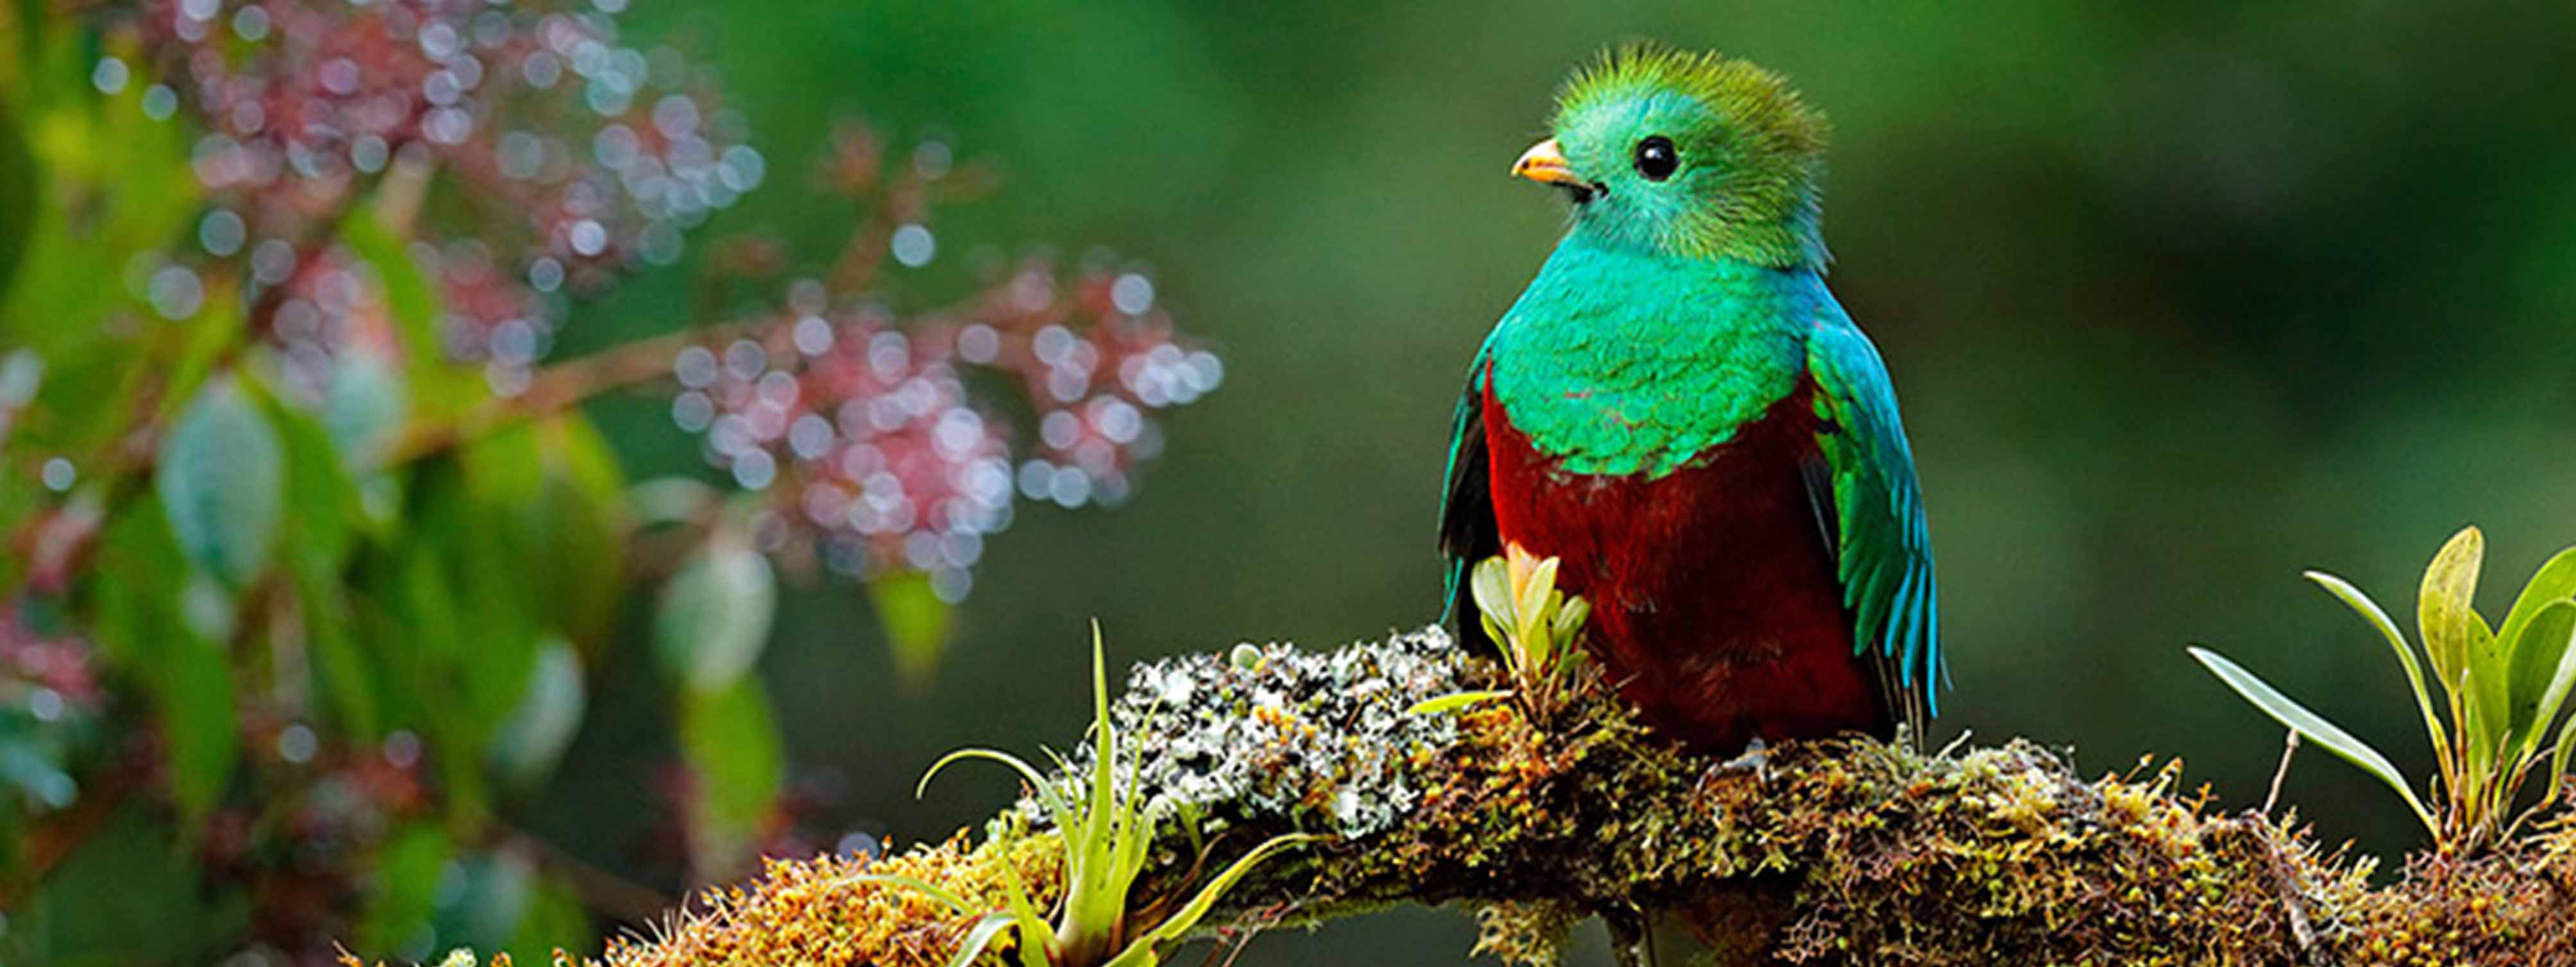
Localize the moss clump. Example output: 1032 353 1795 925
587 627 2576 966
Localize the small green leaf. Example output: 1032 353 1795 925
1407 690 1514 716
1117 832 1322 964
322 347 410 462
870 571 954 688
2466 612 2509 761
2497 547 2576 660
2307 570 2450 771
524 417 627 650
854 873 983 917
1470 557 1513 631
678 677 784 878
360 824 457 959
2550 708 2576 808
943 913 1023 967
155 374 285 587
918 747 1075 836
653 534 777 693
2187 646 2435 834
2419 525 2485 698
489 641 587 792
2505 600 2576 759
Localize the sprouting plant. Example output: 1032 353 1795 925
2191 525 2576 855
1413 542 1592 719
868 624 1319 966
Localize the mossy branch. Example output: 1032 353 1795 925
585 629 2576 967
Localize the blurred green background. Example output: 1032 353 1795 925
13 0 2576 964
583 1 2576 961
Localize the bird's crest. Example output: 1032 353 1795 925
1555 44 1829 165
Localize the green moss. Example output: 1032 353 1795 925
591 628 2576 966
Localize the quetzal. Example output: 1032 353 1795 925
1440 46 1944 753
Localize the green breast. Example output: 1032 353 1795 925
1486 233 1816 478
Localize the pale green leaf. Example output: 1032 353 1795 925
2505 600 2576 760
918 747 1075 836
2419 525 2484 700
871 571 954 688
2188 646 2435 834
2497 547 2576 660
653 534 777 693
2467 612 2509 761
155 374 285 587
2550 710 2576 809
943 913 1023 967
853 873 982 917
678 677 784 877
2307 571 2451 778
489 641 586 791
1407 690 1514 716
1469 557 1513 630
1122 833 1322 960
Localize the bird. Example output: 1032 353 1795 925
1439 45 1943 755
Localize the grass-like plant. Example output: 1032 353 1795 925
2191 526 2576 854
869 624 1318 966
1413 542 1592 719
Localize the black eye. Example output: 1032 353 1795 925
1633 136 1678 181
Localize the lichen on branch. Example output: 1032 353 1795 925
589 628 2576 967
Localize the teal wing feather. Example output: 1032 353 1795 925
1437 348 1500 654
1804 319 1942 741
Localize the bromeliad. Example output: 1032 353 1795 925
1440 45 1944 753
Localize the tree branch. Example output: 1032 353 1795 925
577 628 2576 966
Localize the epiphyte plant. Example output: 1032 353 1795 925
1413 542 1592 719
868 623 1318 966
2191 526 2576 855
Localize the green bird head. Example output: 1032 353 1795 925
1513 44 1831 268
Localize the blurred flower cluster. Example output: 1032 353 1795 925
669 129 1221 602
107 0 759 395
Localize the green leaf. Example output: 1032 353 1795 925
339 208 469 418
1469 557 1513 633
2307 571 2449 768
854 873 984 917
155 625 238 832
154 374 285 587
2505 600 2576 760
917 747 1075 836
1406 690 1514 716
2187 645 2435 834
1115 832 1322 965
292 554 379 741
488 640 587 792
2550 707 2576 809
248 377 360 568
2467 611 2510 762
2498 547 2576 660
944 913 1024 967
2419 525 2485 698
870 570 955 688
678 677 784 877
323 346 411 464
360 823 457 961
506 872 594 967
524 417 627 650
654 532 777 693
91 505 236 832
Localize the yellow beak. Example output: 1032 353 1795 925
1511 138 1581 186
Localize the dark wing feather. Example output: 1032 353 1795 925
1805 321 1942 748
1438 350 1501 655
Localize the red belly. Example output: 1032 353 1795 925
1479 374 1888 752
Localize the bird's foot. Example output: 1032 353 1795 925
1695 737 1771 794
